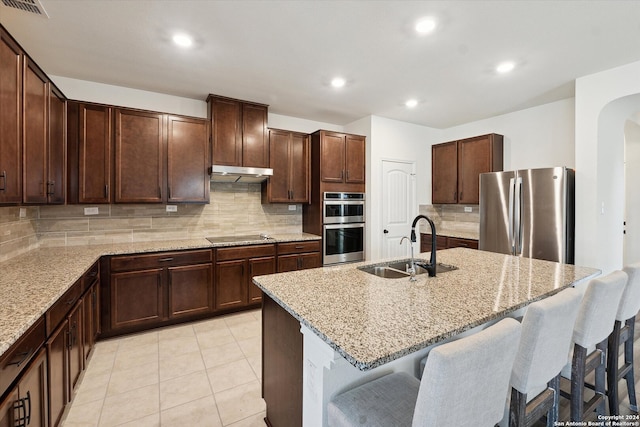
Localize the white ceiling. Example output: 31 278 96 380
2 0 640 129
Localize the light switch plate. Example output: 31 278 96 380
84 207 99 215
166 205 178 212
288 205 296 211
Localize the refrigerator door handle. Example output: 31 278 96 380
515 176 523 255
508 177 515 255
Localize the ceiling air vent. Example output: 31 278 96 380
1 0 49 17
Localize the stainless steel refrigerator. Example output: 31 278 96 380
479 167 575 264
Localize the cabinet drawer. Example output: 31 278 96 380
83 260 100 292
447 237 479 249
0 316 45 397
277 241 321 255
110 249 213 272
46 279 82 335
216 244 275 261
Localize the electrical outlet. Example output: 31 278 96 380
464 206 473 213
288 205 296 211
166 205 178 212
84 207 99 215
19 208 26 218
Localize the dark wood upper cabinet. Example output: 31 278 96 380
167 115 209 203
432 133 503 205
431 141 458 204
69 102 113 204
114 109 165 203
262 129 310 203
315 130 366 187
22 58 48 204
47 85 66 204
0 28 23 204
207 94 269 168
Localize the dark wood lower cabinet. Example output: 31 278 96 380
110 268 164 330
168 263 213 318
0 349 48 427
262 295 303 427
420 233 478 252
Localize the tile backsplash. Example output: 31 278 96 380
0 183 302 262
418 204 480 234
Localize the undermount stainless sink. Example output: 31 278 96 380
358 259 458 279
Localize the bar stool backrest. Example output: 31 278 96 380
511 288 582 394
412 318 521 427
573 271 628 348
618 263 640 322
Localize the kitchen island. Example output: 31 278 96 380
253 248 600 427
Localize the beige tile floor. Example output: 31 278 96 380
62 310 266 427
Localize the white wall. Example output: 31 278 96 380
349 115 441 260
575 60 640 273
624 120 640 265
442 98 575 171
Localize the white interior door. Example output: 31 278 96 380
381 160 416 258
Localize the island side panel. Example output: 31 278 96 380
262 294 303 427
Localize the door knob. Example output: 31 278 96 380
383 229 389 234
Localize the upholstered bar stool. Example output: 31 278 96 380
327 318 521 427
560 271 627 422
508 288 582 427
608 262 640 414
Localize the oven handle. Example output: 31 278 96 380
323 223 365 230
323 200 365 206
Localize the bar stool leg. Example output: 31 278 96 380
546 374 560 427
608 320 622 415
595 340 608 417
624 317 638 412
570 345 587 421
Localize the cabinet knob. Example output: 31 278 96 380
0 170 6 191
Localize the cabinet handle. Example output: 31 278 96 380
105 184 109 198
168 186 171 199
6 348 33 367
46 181 55 196
13 390 31 427
158 257 174 262
297 257 301 270
346 170 349 180
0 170 6 191
341 170 344 180
295 246 304 249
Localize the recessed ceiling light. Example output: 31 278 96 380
496 61 515 74
405 99 418 108
331 77 346 88
415 17 437 34
172 33 193 48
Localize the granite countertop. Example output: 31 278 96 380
0 233 320 358
253 248 600 371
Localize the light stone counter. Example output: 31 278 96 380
254 248 600 371
0 233 320 358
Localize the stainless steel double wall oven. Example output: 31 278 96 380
322 192 365 265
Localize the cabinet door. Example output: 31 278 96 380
110 268 164 330
83 280 100 362
215 259 246 310
68 301 84 396
344 135 365 184
0 387 17 427
248 256 275 303
289 132 309 202
16 348 48 427
168 263 213 319
457 135 493 205
23 58 48 204
0 30 22 204
47 319 68 427
115 109 164 203
167 115 209 203
320 132 345 183
277 254 300 273
78 103 112 203
299 252 322 270
210 97 241 166
242 103 269 168
48 85 66 204
266 129 291 202
431 141 458 204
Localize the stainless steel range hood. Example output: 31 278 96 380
209 165 273 183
